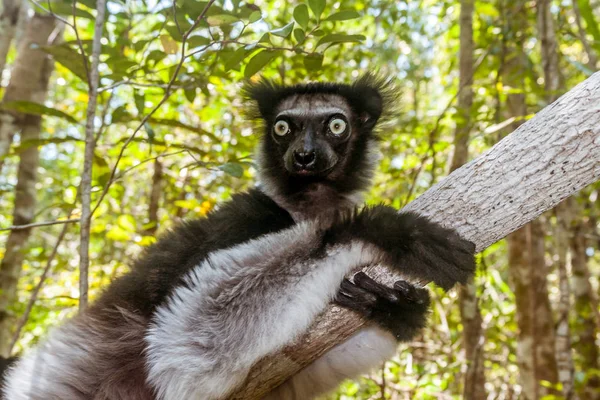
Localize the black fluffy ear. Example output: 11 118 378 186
242 79 282 121
349 74 397 130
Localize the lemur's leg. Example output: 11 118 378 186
265 274 430 400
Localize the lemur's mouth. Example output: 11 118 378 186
290 164 336 178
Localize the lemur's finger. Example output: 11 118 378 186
353 272 399 303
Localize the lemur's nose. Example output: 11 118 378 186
293 150 316 167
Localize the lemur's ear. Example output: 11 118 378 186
348 74 397 130
242 78 282 121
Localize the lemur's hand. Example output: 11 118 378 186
334 272 430 341
329 205 476 291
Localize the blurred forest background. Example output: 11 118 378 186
0 0 599 399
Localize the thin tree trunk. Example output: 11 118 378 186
451 1 486 398
537 1 577 398
571 218 600 400
509 220 560 400
232 71 600 399
0 11 54 175
0 0 24 79
554 200 577 400
0 14 62 356
78 0 107 311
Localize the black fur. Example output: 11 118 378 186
93 189 294 318
0 356 16 397
243 74 397 125
245 74 397 214
335 272 430 341
326 206 476 291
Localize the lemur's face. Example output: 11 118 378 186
245 75 391 206
270 94 353 177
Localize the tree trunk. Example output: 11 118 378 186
231 71 600 399
0 12 56 174
451 1 486 398
78 0 107 311
0 0 24 79
508 220 560 400
571 218 600 400
537 1 577 398
0 14 62 357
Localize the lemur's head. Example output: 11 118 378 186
244 74 395 219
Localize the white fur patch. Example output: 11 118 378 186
145 220 378 400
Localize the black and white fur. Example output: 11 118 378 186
2 75 475 400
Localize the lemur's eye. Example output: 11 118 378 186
274 120 290 136
328 118 347 135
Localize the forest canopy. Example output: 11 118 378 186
0 0 599 399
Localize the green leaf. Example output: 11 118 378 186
324 9 360 21
316 33 365 48
0 101 78 123
293 4 309 30
271 22 294 38
206 14 239 26
308 0 326 21
117 215 136 232
224 47 248 71
294 28 306 44
248 10 262 23
144 122 156 141
165 23 183 42
244 50 280 78
303 53 323 71
219 162 244 178
187 35 211 49
43 2 95 19
184 88 197 103
41 44 88 82
134 90 145 115
146 49 167 66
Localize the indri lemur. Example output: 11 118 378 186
3 75 475 400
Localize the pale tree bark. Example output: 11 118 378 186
0 14 63 357
232 71 600 400
0 11 56 175
451 1 486 399
537 1 577 398
0 0 25 80
78 0 107 310
571 216 600 400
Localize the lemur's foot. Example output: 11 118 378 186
335 272 430 341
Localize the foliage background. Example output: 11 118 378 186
0 0 599 398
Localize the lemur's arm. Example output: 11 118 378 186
146 206 474 400
265 277 431 400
